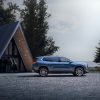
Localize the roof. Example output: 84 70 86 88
0 21 19 58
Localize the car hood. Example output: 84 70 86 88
72 61 88 66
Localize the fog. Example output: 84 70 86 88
47 0 100 61
7 0 100 61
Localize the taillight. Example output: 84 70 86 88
33 61 36 64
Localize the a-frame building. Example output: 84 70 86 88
0 21 33 72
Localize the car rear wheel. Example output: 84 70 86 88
74 67 84 76
39 67 48 77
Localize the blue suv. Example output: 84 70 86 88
32 56 88 76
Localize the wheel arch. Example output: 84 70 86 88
39 66 49 72
74 66 85 71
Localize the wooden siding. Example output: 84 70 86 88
14 27 33 71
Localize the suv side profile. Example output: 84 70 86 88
32 56 88 77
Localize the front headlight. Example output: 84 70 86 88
83 64 88 69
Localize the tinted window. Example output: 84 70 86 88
60 57 70 62
43 57 59 62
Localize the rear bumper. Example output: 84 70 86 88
32 70 39 73
32 67 39 73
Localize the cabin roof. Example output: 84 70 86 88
0 21 19 58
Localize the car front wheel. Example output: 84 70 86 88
39 67 48 77
74 67 84 76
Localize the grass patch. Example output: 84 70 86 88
89 67 100 72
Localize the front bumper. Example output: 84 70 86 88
84 67 89 73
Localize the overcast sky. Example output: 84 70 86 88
7 0 100 61
46 0 100 61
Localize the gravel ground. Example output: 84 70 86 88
0 73 100 100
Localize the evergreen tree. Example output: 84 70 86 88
0 0 5 24
94 41 100 62
21 0 59 58
0 0 19 24
21 0 38 58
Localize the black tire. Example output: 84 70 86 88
39 67 48 77
74 67 84 76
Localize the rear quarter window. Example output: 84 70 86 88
34 57 42 61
